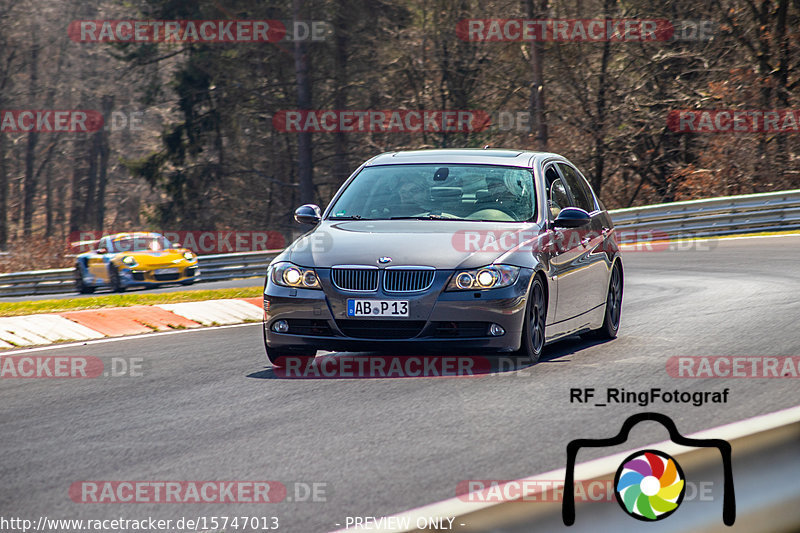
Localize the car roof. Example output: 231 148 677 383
364 148 564 168
107 232 162 241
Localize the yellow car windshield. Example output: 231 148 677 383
112 236 171 253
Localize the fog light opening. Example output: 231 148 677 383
489 324 505 336
272 320 289 333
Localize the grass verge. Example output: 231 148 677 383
0 286 263 317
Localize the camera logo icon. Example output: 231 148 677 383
614 449 685 521
563 412 735 526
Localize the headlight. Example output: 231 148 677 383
183 251 196 261
446 265 520 291
270 262 321 289
122 256 136 266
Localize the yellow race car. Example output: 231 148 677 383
74 232 199 293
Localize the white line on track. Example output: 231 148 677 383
619 231 800 248
0 322 261 357
688 231 800 243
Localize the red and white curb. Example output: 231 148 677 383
0 297 263 349
158 299 263 325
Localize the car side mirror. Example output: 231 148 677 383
294 204 322 225
554 207 591 228
96 247 108 254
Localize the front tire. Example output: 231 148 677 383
515 275 547 364
109 265 125 293
265 346 316 368
263 322 316 368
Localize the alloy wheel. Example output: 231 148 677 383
530 279 546 354
607 265 622 330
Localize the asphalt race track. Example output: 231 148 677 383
1 235 799 532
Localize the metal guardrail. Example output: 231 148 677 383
0 268 77 297
1 188 800 298
0 250 281 297
611 188 800 242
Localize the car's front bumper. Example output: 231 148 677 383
121 265 199 286
263 268 533 353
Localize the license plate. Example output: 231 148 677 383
347 299 409 317
154 268 179 275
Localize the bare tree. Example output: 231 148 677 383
525 0 549 151
294 0 314 206
22 35 39 237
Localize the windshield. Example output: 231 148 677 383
328 164 536 222
111 235 172 252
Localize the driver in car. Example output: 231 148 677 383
393 178 429 216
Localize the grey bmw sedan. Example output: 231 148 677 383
263 149 623 367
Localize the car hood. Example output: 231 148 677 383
114 249 190 266
283 220 543 270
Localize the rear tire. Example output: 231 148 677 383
584 262 622 340
515 275 547 364
74 266 95 294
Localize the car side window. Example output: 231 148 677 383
544 165 568 219
558 163 596 213
574 168 600 212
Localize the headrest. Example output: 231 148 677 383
430 186 462 200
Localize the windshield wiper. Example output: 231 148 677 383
330 215 362 220
389 214 452 220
